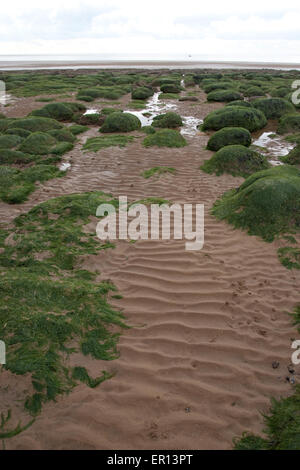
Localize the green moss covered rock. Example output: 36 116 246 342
281 145 300 165
76 86 128 101
207 127 252 151
201 106 267 132
212 165 300 241
202 81 233 94
152 112 183 128
5 127 32 138
7 117 62 132
270 87 290 98
131 87 154 100
0 134 23 149
19 132 57 155
30 102 75 121
277 114 300 134
47 128 76 143
100 112 141 133
207 89 242 102
244 86 265 97
253 98 294 119
226 100 252 108
201 144 268 177
160 83 181 94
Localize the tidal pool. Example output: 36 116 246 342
252 131 295 166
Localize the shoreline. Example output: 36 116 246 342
0 59 300 71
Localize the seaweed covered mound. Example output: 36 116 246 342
0 118 22 132
131 87 154 100
151 76 180 87
226 100 252 108
7 117 62 132
100 112 141 133
253 98 294 119
202 81 233 94
212 165 300 241
30 102 85 121
270 86 290 98
19 132 57 155
47 128 76 143
160 83 181 94
143 129 187 148
277 114 300 134
76 86 129 102
201 106 267 132
0 149 35 165
281 145 300 165
0 134 23 149
0 113 74 204
5 127 31 138
207 127 251 151
201 144 268 177
243 86 266 97
206 89 242 102
152 112 183 128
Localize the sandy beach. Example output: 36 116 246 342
1 82 299 449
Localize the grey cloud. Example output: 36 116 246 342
0 5 117 41
0 5 299 43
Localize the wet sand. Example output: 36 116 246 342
1 59 300 71
1 86 300 450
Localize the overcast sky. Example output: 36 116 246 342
1 0 300 62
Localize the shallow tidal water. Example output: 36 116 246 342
252 131 295 166
83 86 203 137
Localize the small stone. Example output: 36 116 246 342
272 361 280 369
179 96 198 102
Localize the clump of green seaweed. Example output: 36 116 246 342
0 192 126 418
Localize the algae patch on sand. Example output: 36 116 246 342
0 192 126 418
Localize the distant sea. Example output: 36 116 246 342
0 54 299 70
